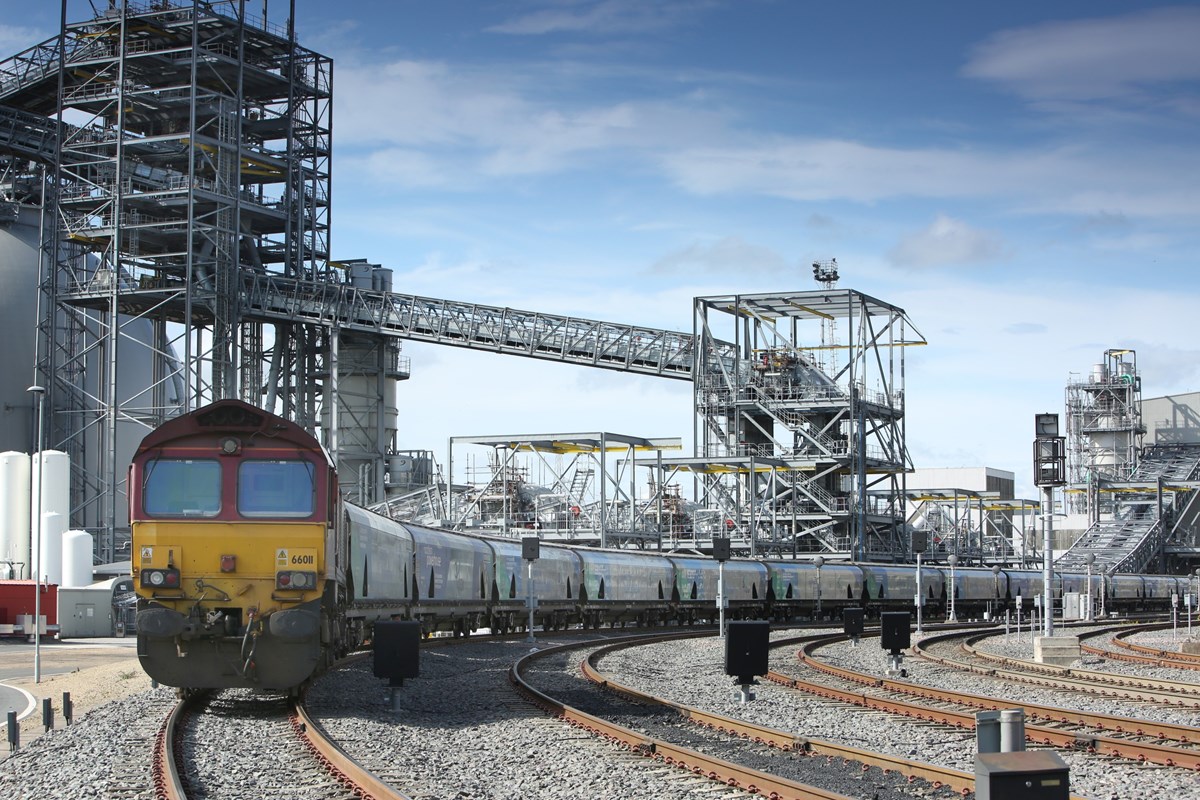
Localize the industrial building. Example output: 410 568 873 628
1 2 1198 582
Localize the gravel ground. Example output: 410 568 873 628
598 630 1200 800
4 625 1198 800
307 635 763 800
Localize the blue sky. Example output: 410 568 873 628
9 1 1200 497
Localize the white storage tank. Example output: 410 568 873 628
62 529 93 588
35 510 65 585
0 451 30 579
32 449 70 524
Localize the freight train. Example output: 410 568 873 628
130 400 1186 693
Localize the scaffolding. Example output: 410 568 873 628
0 1 410 557
692 289 926 560
406 433 686 547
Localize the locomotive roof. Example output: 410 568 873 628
133 399 330 463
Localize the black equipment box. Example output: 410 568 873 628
842 607 865 636
373 620 421 684
911 529 927 553
724 621 769 681
975 751 1069 800
711 538 731 562
880 612 911 651
521 536 540 560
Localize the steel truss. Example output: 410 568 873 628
693 290 926 560
0 1 338 559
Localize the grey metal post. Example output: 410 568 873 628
915 551 922 633
814 556 824 619
948 554 958 622
1043 485 1054 637
525 558 536 644
1000 709 1025 752
27 384 45 683
717 560 726 638
1085 554 1095 622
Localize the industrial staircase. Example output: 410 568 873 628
1057 444 1200 574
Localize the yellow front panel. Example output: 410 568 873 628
133 520 325 610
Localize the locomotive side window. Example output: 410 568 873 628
143 459 222 516
238 460 316 517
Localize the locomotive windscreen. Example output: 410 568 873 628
143 459 222 516
238 460 316 517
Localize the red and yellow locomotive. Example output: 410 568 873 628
130 400 352 691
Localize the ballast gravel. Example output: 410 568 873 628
655 627 1200 800
4 624 1200 799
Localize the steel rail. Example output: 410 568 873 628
929 629 1200 704
1089 623 1200 669
578 634 978 797
151 695 195 800
510 635 858 800
151 679 411 800
791 635 1200 771
291 699 413 800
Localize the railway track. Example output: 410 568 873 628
151 687 409 800
781 628 1200 773
512 631 973 800
1080 623 1200 670
916 626 1200 707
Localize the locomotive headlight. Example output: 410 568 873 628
219 436 241 455
276 570 317 590
140 568 181 590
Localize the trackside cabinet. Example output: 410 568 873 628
975 751 1068 800
374 620 421 684
880 611 910 651
724 621 770 682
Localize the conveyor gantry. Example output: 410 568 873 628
61 270 732 380
246 274 709 377
0 104 59 165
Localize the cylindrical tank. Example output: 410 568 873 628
35 510 65 585
349 261 373 288
62 529 93 588
372 267 393 293
0 205 39 456
0 451 31 578
32 449 70 523
1091 363 1108 383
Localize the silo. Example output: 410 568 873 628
62 530 94 588
35 510 65 585
0 204 40 456
32 449 70 524
0 451 31 578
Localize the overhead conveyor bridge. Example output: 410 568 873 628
63 270 735 380
1057 444 1200 574
0 104 60 165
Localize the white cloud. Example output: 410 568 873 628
649 236 791 276
964 7 1200 104
0 24 47 56
487 0 710 36
888 215 1007 269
